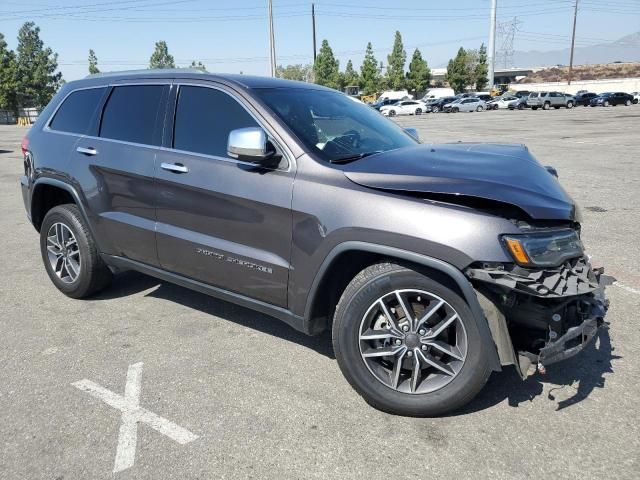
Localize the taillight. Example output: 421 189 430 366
21 137 29 157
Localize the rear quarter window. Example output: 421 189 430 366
100 85 165 145
49 87 107 134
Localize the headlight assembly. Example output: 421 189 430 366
503 230 584 267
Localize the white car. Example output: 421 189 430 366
380 100 426 117
443 97 487 113
487 95 518 110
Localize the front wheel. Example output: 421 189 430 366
415 108 422 115
604 100 610 107
431 106 440 113
476 105 484 112
452 107 459 113
543 102 550 110
625 99 631 106
567 101 574 108
518 103 524 110
388 109 396 117
40 204 112 298
332 263 491 417
532 106 538 110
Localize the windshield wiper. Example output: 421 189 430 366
330 151 382 164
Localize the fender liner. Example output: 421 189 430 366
303 241 502 371
31 177 103 251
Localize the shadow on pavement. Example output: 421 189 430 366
457 326 619 414
91 271 335 359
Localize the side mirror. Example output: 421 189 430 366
545 165 559 178
227 127 273 164
404 127 420 142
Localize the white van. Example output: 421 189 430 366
378 90 412 102
422 88 455 100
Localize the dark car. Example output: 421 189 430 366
507 96 529 110
369 98 400 111
574 92 598 106
474 94 492 102
590 92 634 107
20 70 608 417
424 96 457 113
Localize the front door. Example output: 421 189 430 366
154 83 294 307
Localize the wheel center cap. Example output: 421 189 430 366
404 333 420 349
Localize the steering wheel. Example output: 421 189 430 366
340 130 361 149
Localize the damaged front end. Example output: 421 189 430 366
467 255 609 378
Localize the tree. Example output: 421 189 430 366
474 43 489 91
406 48 431 97
149 41 175 69
342 59 359 87
276 64 312 82
15 22 62 108
360 42 380 95
88 49 99 75
313 40 340 89
0 33 18 111
446 47 471 94
189 60 207 71
386 31 406 91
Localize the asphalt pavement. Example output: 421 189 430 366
1 105 639 479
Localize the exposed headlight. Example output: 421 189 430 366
502 230 584 267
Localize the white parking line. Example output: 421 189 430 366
613 281 640 296
72 362 199 473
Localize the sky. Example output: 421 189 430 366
1 0 639 81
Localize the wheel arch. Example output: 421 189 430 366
31 178 97 244
303 241 502 371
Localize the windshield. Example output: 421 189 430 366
253 88 418 162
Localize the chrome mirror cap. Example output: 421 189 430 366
227 127 268 160
404 127 420 142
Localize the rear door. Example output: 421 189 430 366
73 81 169 266
154 82 294 307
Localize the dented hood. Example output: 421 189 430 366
342 143 577 220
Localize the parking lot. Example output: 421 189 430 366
1 106 639 479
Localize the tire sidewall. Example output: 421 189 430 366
333 266 490 416
40 206 95 297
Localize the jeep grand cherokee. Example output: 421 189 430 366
20 70 608 416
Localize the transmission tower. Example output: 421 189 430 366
496 17 522 68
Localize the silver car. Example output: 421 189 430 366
444 97 487 113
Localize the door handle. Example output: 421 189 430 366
76 146 97 156
161 162 189 174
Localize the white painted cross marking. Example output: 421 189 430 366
72 362 199 473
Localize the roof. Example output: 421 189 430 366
73 69 329 91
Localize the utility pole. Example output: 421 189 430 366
487 0 497 89
568 0 579 85
268 0 276 77
312 3 317 63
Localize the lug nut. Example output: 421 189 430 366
402 325 409 332
421 345 428 350
419 329 426 335
406 351 413 357
395 339 402 345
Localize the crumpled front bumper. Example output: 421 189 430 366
468 257 608 376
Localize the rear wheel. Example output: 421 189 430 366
40 204 112 298
604 100 610 107
476 105 484 112
543 102 550 110
518 103 524 110
532 106 538 110
332 263 491 417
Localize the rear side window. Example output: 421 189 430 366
49 87 106 134
173 86 258 158
100 85 164 145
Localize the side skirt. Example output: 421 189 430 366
101 254 307 334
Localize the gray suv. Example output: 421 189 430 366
20 70 607 416
529 91 576 110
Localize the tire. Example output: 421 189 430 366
567 101 574 108
389 110 396 117
476 105 484 112
332 262 491 417
543 102 550 110
604 100 609 107
40 204 112 299
415 108 422 115
518 103 524 110
625 99 631 106
432 106 440 113
452 107 459 113
493 104 499 110
532 106 538 110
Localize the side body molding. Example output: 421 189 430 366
303 241 502 371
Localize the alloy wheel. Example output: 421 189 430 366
46 222 81 283
358 289 468 394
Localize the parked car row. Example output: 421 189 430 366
375 89 638 117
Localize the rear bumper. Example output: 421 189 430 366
20 175 32 222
